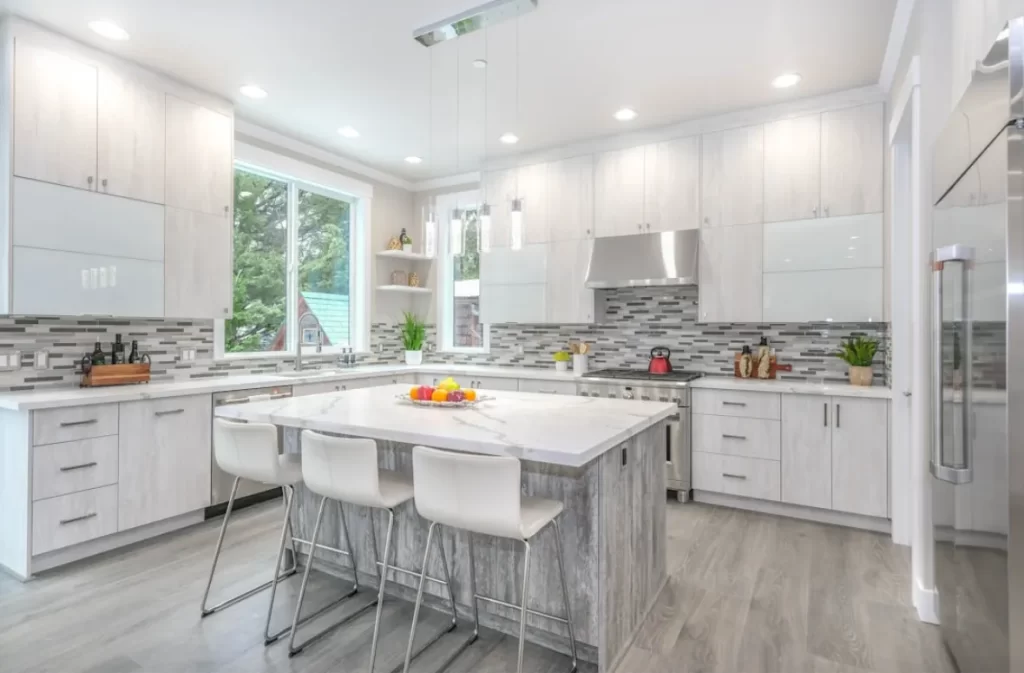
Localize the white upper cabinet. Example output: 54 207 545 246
644 136 701 232
701 125 764 228
763 268 883 322
519 162 549 245
13 41 98 191
820 104 883 217
545 155 594 241
763 114 822 223
97 68 165 204
165 94 233 217
763 213 884 272
545 238 595 324
699 223 762 323
594 145 645 237
164 207 232 319
482 168 516 249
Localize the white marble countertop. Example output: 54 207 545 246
691 376 893 399
215 383 677 468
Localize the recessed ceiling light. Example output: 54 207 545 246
338 126 360 138
239 84 268 99
499 132 519 145
88 20 129 41
772 73 802 89
405 156 423 164
472 59 488 69
614 107 638 121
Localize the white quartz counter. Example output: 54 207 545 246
214 383 676 467
691 376 892 399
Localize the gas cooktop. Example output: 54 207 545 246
583 368 704 383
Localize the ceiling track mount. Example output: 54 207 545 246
413 0 537 47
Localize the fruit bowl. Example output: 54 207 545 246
395 393 493 408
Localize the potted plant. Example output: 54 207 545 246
401 312 426 366
553 351 571 373
837 336 879 386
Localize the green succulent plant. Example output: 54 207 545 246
401 312 426 351
836 336 879 367
553 351 571 362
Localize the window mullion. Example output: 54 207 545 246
286 180 300 355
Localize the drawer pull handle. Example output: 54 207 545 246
722 473 748 480
59 461 98 472
539 389 556 394
59 419 97 428
722 401 746 407
60 512 97 525
155 408 185 417
722 434 747 440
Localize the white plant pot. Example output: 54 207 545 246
555 361 569 373
405 350 423 365
572 354 588 375
402 244 413 253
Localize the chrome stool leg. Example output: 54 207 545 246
516 540 532 673
287 496 372 656
367 508 396 673
200 478 297 618
553 519 578 672
264 486 301 644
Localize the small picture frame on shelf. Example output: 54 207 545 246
391 270 408 285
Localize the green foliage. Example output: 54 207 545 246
836 336 879 367
553 351 571 362
453 210 480 282
401 312 426 351
225 170 350 353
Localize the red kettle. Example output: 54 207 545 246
648 346 673 374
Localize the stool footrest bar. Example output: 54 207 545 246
201 567 297 617
473 593 570 624
375 559 449 586
287 585 370 656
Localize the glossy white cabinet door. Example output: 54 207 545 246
594 146 645 237
13 178 164 261
118 395 212 530
645 136 700 232
479 283 546 324
519 163 549 245
763 268 883 322
97 67 165 204
165 95 233 217
831 398 888 518
820 104 884 217
764 114 821 223
480 245 547 285
482 168 516 249
698 224 762 322
13 41 98 191
932 202 1005 263
546 155 594 240
164 207 232 319
780 394 832 510
12 246 164 317
763 213 883 272
701 124 764 228
546 239 595 324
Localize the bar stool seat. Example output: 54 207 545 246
520 497 564 538
275 454 303 485
376 471 416 508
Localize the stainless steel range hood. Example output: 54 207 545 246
585 230 699 288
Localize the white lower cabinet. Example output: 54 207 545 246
830 397 888 518
692 452 781 501
32 485 119 556
780 395 832 510
518 379 577 395
117 395 212 531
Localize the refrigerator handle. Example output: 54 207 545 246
930 244 974 485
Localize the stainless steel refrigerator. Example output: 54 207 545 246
931 18 1023 673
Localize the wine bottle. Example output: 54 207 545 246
113 334 124 365
91 342 106 366
128 340 140 364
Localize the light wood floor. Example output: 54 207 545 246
0 499 953 673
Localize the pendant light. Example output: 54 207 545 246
423 207 438 258
422 48 437 258
509 13 524 251
478 22 491 254
450 208 464 256
479 204 492 252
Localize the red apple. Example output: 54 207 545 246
448 390 466 403
418 386 435 401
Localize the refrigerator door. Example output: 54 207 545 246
931 26 1014 669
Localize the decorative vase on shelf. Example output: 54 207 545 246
408 272 421 288
849 365 873 386
555 361 568 373
386 235 402 251
572 354 588 375
400 228 413 253
405 350 423 366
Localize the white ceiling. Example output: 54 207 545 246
1 0 897 181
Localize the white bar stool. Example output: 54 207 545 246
201 418 304 645
289 430 430 672
404 446 578 673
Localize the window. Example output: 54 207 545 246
221 162 362 357
438 190 489 352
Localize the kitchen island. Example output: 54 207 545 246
215 383 676 672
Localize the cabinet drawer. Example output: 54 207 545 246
518 379 578 395
33 404 119 446
692 414 781 460
466 376 520 392
32 485 119 555
33 436 119 500
693 452 781 501
692 389 780 419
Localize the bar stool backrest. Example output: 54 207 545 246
301 430 383 508
213 417 283 485
412 445 524 540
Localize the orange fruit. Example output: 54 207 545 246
409 387 419 400
463 389 477 401
431 389 448 402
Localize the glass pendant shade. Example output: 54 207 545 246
423 207 438 258
510 198 524 251
450 208 464 256
479 204 492 253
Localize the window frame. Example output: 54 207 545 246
437 189 490 354
215 143 371 360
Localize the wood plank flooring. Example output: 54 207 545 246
0 499 953 673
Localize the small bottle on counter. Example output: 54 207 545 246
128 340 140 364
91 342 106 365
739 345 753 378
112 334 124 364
757 336 771 379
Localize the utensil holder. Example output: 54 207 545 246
572 354 588 375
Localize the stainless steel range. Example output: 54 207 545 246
579 368 701 502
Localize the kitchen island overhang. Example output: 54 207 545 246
216 385 675 672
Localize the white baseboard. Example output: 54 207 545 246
693 491 891 534
914 577 939 624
